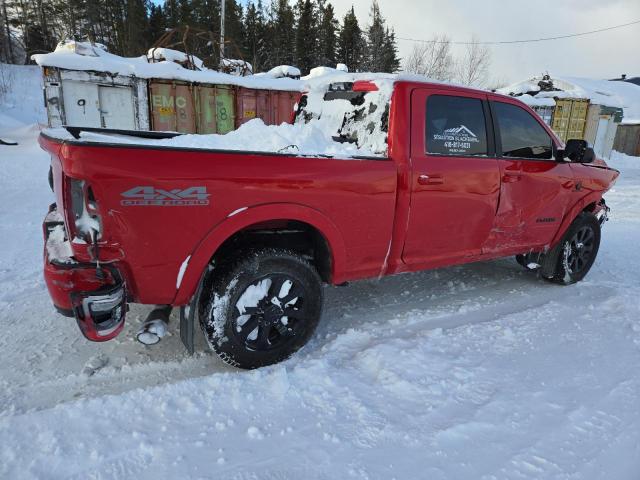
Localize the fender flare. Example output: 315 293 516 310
549 191 604 249
172 203 348 305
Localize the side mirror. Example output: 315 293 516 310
563 139 595 163
581 146 595 164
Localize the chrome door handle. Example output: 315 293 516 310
418 174 444 185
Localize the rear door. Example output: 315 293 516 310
62 81 101 127
402 89 500 265
487 98 576 251
98 85 135 129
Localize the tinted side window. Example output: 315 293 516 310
426 95 488 156
494 102 553 159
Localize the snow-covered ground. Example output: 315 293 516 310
2 65 640 479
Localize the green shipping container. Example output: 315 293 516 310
196 85 235 134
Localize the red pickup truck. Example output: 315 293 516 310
40 78 618 369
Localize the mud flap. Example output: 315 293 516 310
540 245 561 279
179 270 207 354
179 305 195 354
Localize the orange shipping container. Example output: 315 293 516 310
149 81 196 133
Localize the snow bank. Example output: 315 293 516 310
0 64 46 128
609 150 640 173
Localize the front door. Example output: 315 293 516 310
402 89 501 265
487 98 576 252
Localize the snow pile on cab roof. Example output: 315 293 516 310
498 75 640 124
32 40 303 91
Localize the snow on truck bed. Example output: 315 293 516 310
44 75 397 158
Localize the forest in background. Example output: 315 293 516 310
0 0 400 74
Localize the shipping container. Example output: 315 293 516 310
272 90 299 125
613 124 640 157
235 88 298 128
235 87 270 127
195 84 235 134
551 98 589 142
583 104 622 159
42 67 149 130
149 81 197 133
531 105 554 126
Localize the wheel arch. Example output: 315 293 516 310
172 203 348 305
549 192 605 249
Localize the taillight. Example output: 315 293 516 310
67 178 102 241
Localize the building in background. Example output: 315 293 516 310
609 74 640 157
497 74 640 159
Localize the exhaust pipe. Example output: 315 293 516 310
136 305 172 346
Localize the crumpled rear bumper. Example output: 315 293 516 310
43 204 127 341
594 198 610 226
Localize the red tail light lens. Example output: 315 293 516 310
66 178 102 241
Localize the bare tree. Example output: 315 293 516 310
404 34 454 81
455 35 491 88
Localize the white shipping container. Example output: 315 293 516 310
42 67 149 130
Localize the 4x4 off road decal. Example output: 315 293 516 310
433 125 479 154
121 186 210 206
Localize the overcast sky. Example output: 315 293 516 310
328 0 640 85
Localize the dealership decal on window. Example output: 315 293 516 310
432 125 479 154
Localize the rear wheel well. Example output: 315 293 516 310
211 220 333 283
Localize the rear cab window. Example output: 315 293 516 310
425 95 488 156
493 101 553 160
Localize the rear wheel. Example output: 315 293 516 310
544 212 601 285
200 248 323 369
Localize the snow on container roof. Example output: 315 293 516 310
147 48 205 70
498 75 640 125
256 65 301 79
516 94 556 108
32 41 303 91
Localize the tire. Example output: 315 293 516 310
199 248 323 369
515 254 527 268
544 212 601 285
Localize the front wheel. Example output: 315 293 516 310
200 248 323 369
544 212 601 285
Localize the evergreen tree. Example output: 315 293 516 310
223 0 244 60
382 27 400 72
316 0 337 67
364 0 385 71
148 4 166 45
124 0 150 56
337 6 364 72
243 0 267 71
267 0 295 67
163 0 180 29
294 0 315 74
363 1 399 73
